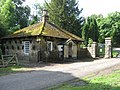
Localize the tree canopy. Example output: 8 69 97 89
29 2 43 25
82 15 99 46
95 12 120 45
45 0 84 37
0 0 30 34
0 14 7 38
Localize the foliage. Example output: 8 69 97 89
14 5 30 29
82 23 89 46
0 65 23 76
82 15 99 46
82 12 120 45
95 12 120 45
45 0 84 37
0 15 7 37
9 25 21 33
11 0 30 30
112 50 119 58
50 70 120 90
0 0 15 27
29 15 39 25
0 0 31 34
29 2 43 25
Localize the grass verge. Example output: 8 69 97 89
49 70 120 90
112 51 119 57
0 65 24 76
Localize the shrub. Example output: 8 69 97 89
47 50 61 62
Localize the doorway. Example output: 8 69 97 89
68 42 72 58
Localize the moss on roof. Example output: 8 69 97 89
2 22 83 41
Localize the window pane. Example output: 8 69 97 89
24 41 30 55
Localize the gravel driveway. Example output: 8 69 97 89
0 58 120 90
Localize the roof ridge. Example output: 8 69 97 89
39 22 46 35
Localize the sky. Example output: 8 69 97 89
24 0 120 17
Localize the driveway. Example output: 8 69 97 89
0 58 120 90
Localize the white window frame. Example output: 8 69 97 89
23 41 30 55
47 41 53 51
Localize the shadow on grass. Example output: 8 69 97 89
49 78 120 90
58 83 120 90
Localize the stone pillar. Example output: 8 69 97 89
104 37 112 58
91 42 97 58
87 42 97 58
64 45 68 58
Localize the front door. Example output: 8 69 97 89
68 42 72 58
37 51 41 62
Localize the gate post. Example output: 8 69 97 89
87 42 97 58
104 37 112 58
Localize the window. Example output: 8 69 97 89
23 41 30 55
17 46 20 50
20 41 22 44
12 45 14 50
15 41 17 44
47 41 53 51
9 41 11 44
6 46 9 50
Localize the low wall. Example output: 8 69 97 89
78 48 92 59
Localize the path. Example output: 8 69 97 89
0 58 120 90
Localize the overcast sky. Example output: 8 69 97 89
24 0 120 17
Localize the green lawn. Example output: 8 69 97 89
0 65 23 76
50 70 120 90
112 50 119 57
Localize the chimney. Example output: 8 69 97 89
42 9 49 22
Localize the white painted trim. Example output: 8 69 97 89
23 41 30 55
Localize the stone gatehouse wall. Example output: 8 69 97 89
78 48 92 59
3 38 60 63
2 36 81 63
3 37 39 63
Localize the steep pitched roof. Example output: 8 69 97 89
2 22 83 41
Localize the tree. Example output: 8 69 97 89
96 12 120 45
0 0 15 29
14 5 30 29
11 0 30 30
0 14 7 38
29 2 43 25
0 0 31 33
91 17 99 42
45 0 84 37
82 15 99 46
82 23 89 46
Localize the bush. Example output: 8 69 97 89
47 50 61 62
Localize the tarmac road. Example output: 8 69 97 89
0 58 120 90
